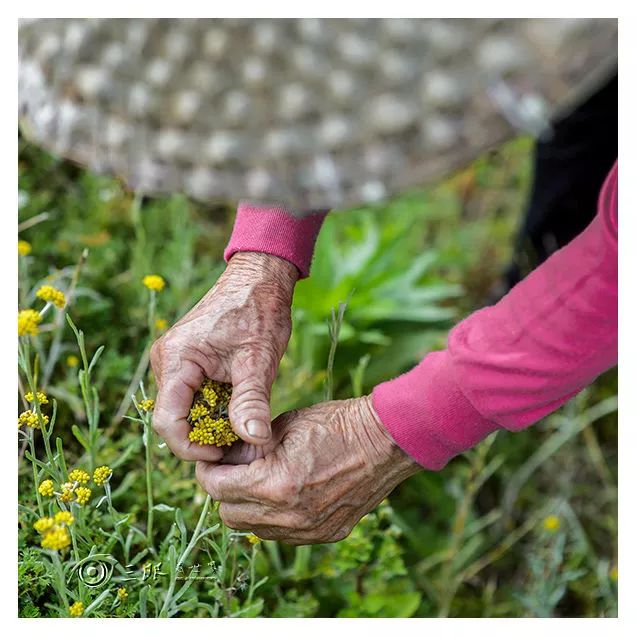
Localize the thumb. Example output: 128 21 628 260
229 350 276 445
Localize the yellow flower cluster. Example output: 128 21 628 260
69 469 90 484
117 587 128 601
69 601 84 617
34 512 74 551
142 274 166 292
55 511 75 525
189 402 209 420
18 410 49 430
19 390 50 430
66 354 80 367
18 240 32 256
25 391 49 405
60 482 93 506
33 517 55 533
18 309 42 336
155 318 168 331
36 285 66 309
42 465 112 505
38 480 55 497
188 379 238 447
139 399 155 412
60 482 75 503
75 487 92 506
542 515 561 532
93 465 112 486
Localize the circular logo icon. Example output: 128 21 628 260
72 555 115 588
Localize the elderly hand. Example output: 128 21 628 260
195 396 420 544
150 252 298 462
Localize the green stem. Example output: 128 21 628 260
159 496 211 617
144 417 155 550
50 551 70 613
29 432 44 516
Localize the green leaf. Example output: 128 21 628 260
88 345 106 375
71 425 89 450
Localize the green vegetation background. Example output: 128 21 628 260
18 136 617 617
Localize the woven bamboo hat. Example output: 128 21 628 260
19 18 617 209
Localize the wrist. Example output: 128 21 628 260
359 395 421 479
226 251 300 291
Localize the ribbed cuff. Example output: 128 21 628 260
372 351 499 470
224 202 328 279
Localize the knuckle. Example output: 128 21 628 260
292 512 314 531
271 479 301 505
331 525 353 543
236 346 278 378
231 387 268 409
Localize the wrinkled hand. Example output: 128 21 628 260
195 396 420 544
150 252 298 462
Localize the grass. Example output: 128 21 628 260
17 135 617 617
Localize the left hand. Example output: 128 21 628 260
195 396 420 544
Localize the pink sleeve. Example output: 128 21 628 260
373 162 618 470
224 201 328 278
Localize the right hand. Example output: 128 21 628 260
150 251 298 462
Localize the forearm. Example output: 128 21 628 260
373 162 618 469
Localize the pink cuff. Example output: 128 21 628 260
224 202 328 278
372 351 498 470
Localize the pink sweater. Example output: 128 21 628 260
225 163 618 469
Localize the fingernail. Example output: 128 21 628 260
246 420 270 440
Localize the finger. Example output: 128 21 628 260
153 362 224 462
229 349 277 445
218 503 309 538
220 413 292 465
195 460 265 504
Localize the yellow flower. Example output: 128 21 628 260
155 318 168 331
18 410 48 430
25 391 49 405
66 355 80 367
38 480 55 497
246 533 261 545
117 587 128 601
54 511 75 526
610 565 618 582
139 399 155 413
60 482 75 503
75 487 92 505
18 309 42 336
18 240 32 256
189 402 209 421
69 601 84 617
41 525 71 551
69 469 90 485
188 380 237 447
93 466 112 486
33 517 55 534
542 515 561 532
142 274 166 292
36 285 66 309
